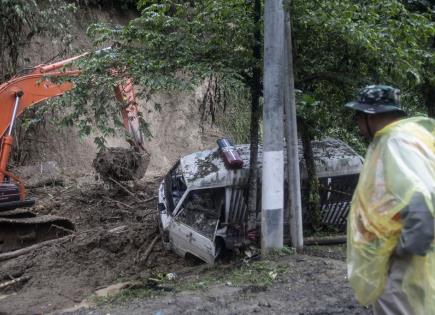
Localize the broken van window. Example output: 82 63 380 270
176 188 224 239
166 162 187 211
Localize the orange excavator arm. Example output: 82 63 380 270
0 48 145 198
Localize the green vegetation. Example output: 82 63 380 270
76 0 137 10
2 0 433 148
46 0 432 157
94 252 295 306
290 0 434 143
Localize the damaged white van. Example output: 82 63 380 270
157 138 363 264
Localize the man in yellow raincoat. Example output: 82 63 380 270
345 85 435 315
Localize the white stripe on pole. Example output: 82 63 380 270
262 151 284 210
261 150 284 249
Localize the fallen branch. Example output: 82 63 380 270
144 196 157 203
108 225 128 234
137 211 158 219
304 235 347 245
0 235 72 262
104 197 135 209
55 289 82 303
142 234 160 263
0 276 30 290
108 177 139 199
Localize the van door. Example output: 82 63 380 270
169 188 224 264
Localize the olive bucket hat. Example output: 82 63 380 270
345 85 407 116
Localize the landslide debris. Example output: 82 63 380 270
92 147 150 182
0 178 184 315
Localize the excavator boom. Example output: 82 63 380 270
0 48 144 145
0 70 78 139
0 49 147 253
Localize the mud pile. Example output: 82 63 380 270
93 147 150 182
0 178 184 315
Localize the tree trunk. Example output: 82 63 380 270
297 117 321 232
248 85 261 219
422 80 435 118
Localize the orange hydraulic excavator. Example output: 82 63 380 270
0 48 145 253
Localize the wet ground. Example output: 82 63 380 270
0 178 370 315
67 253 371 315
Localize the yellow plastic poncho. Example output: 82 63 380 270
347 116 435 313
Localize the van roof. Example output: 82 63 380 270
179 138 363 189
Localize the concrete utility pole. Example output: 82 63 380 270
262 0 285 254
284 11 304 250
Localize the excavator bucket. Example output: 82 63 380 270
93 147 150 182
